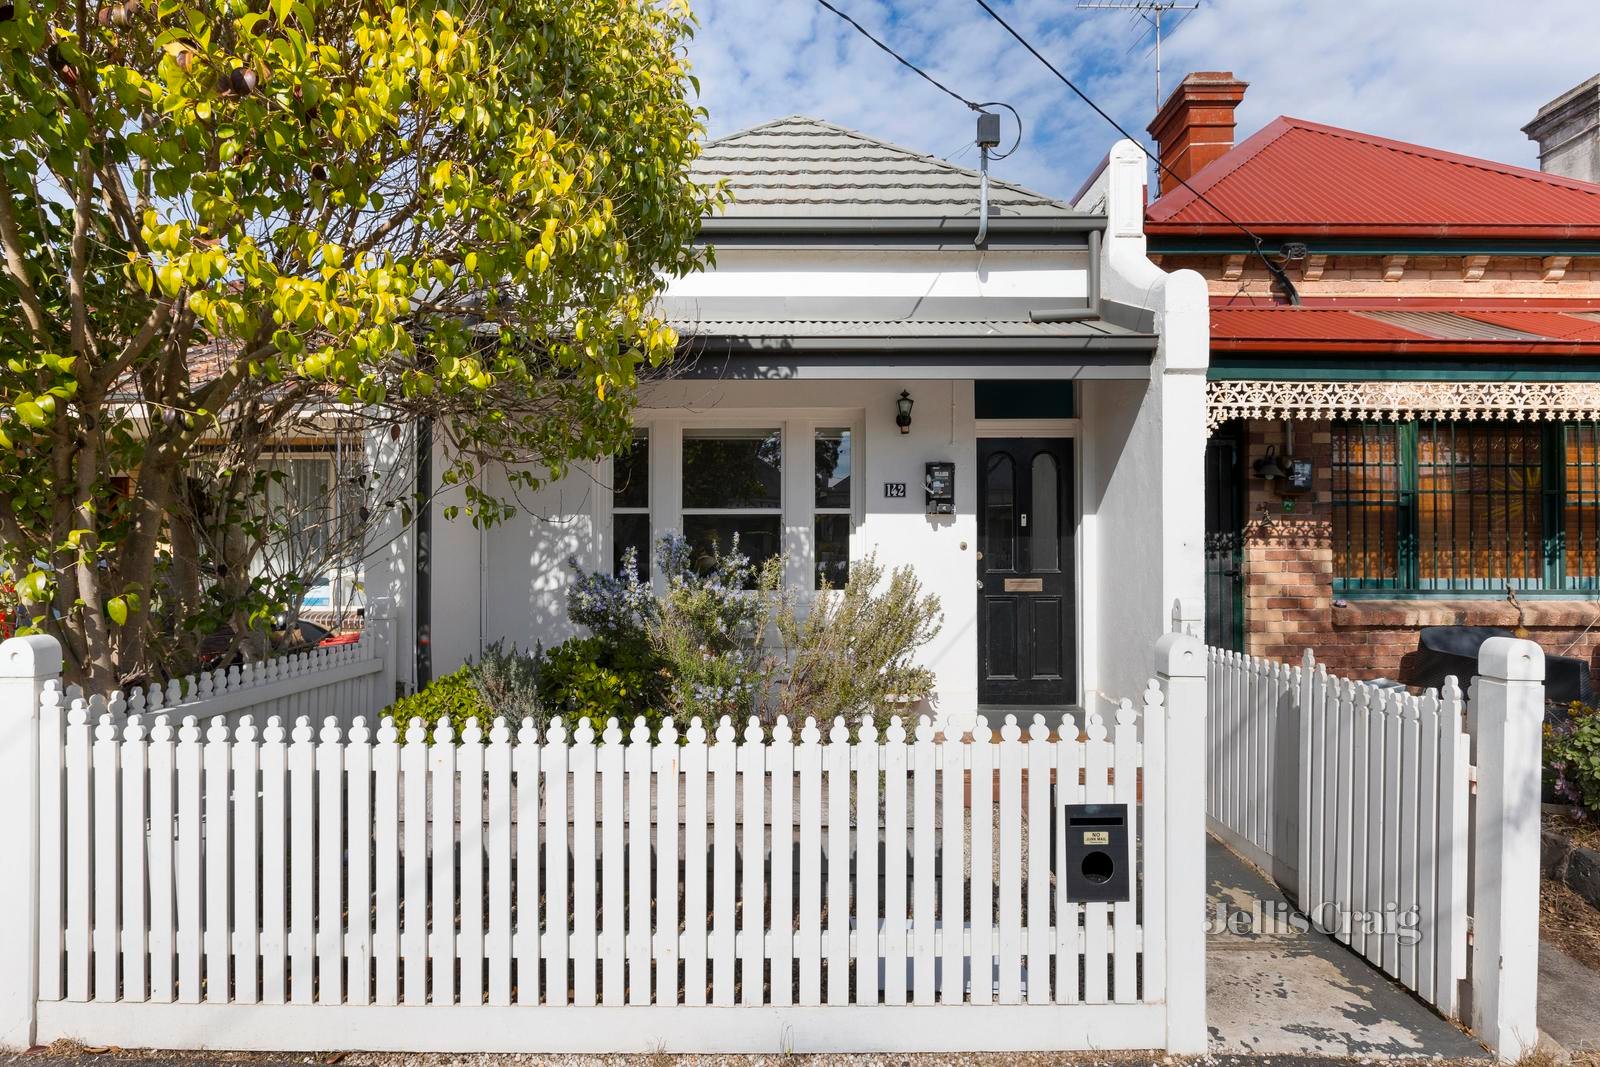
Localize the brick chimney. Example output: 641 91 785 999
1524 74 1600 183
1147 71 1248 197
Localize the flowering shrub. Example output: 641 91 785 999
1547 702 1600 818
650 534 783 721
772 553 942 728
566 547 656 642
391 536 943 742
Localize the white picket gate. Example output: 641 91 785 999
1205 639 1545 1061
0 632 1209 1055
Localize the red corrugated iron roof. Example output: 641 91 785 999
1453 309 1600 340
1147 117 1600 239
1209 305 1600 355
1206 307 1426 342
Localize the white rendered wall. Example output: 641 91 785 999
424 445 484 683
431 378 981 724
1083 140 1209 708
666 247 1090 303
363 425 414 694
478 465 598 658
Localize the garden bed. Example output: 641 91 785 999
1542 808 1600 921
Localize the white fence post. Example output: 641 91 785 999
1469 637 1544 1062
1156 631 1207 1054
0 635 63 1049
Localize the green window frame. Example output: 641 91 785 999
1331 420 1600 596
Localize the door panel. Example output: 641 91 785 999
1030 598 1063 678
985 597 1019 680
1030 453 1060 571
978 439 1075 704
984 453 1017 571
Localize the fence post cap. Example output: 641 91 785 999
1478 636 1545 683
0 634 62 680
1155 631 1205 678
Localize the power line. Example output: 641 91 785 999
969 0 1300 304
808 1 1023 163
809 0 981 113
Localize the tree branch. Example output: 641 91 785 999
0 173 53 348
95 301 172 395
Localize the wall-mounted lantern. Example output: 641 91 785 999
895 390 914 434
1253 443 1314 496
1252 444 1290 481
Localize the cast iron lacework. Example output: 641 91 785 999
1206 380 1600 433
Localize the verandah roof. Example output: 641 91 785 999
1204 304 1600 430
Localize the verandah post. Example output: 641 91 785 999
0 635 64 1050
1469 636 1544 1062
1155 631 1207 1054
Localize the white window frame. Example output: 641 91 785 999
608 428 651 578
679 425 786 579
811 424 855 589
599 411 864 594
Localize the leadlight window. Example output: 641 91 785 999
814 427 852 588
611 430 650 579
681 428 782 584
1331 420 1600 593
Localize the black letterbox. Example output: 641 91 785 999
924 460 955 515
1063 803 1130 903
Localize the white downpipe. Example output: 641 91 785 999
974 146 990 249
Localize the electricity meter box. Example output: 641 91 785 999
925 461 955 515
1062 803 1130 903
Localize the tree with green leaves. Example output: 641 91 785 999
0 0 723 687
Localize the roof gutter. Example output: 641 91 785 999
698 215 1108 237
679 333 1156 354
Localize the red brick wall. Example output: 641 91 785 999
1238 419 1600 688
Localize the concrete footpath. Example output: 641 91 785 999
1541 938 1600 1057
1206 838 1488 1060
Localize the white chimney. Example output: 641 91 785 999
1524 74 1600 183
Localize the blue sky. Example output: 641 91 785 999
685 0 1600 202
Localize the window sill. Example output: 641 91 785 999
1333 598 1600 629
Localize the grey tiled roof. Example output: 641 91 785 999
694 116 1076 218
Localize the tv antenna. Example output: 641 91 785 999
1076 0 1200 114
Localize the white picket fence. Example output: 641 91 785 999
0 632 1209 1055
1205 639 1545 1061
67 628 394 734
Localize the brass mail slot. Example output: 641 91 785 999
1003 577 1043 592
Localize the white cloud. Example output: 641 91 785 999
685 0 1600 201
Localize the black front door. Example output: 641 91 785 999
978 438 1075 705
